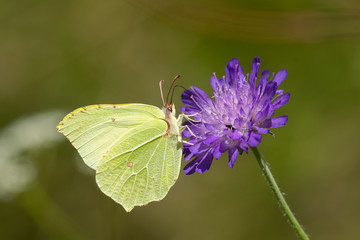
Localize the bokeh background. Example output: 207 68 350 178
1 0 360 239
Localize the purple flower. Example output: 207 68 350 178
181 57 290 175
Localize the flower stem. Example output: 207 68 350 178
250 146 310 240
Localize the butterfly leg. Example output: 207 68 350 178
177 113 200 126
176 113 184 126
177 114 198 145
182 140 194 146
182 113 201 123
179 125 199 138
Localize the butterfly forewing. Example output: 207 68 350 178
57 104 165 169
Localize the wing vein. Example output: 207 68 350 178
97 126 164 170
76 127 113 150
126 174 138 207
159 137 167 197
107 153 133 197
106 134 163 201
139 138 163 203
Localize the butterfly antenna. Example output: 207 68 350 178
166 75 181 105
159 80 165 106
170 85 187 104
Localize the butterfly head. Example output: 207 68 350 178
163 102 175 116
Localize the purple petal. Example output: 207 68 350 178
184 153 194 161
196 151 214 174
260 81 277 101
254 126 270 134
204 123 222 133
225 58 245 86
254 104 270 122
182 87 214 112
247 131 262 147
182 145 191 154
231 130 242 141
184 158 198 175
217 77 225 87
228 147 238 168
182 107 200 117
255 101 275 122
239 108 247 118
273 92 290 110
249 57 261 90
181 89 198 108
273 69 287 87
191 87 212 104
238 139 249 153
212 143 223 159
258 119 272 128
180 106 186 113
182 127 190 138
204 135 220 145
210 73 219 91
190 87 214 111
270 115 288 128
256 69 270 96
266 104 275 118
225 58 239 83
219 138 232 152
183 148 194 161
189 142 209 154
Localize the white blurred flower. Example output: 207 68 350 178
0 111 65 200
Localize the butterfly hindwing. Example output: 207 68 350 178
96 119 182 211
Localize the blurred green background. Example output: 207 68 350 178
1 0 360 239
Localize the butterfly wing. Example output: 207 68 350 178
57 104 165 169
57 103 182 211
96 118 182 212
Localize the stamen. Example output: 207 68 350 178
190 95 208 113
191 88 211 107
271 91 284 102
270 72 275 81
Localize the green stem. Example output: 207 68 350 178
250 146 310 240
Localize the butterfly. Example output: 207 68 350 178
57 76 184 212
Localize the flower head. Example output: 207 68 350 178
181 57 290 175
